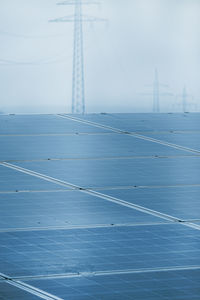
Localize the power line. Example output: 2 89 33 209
0 54 71 66
0 49 82 66
0 30 66 39
0 57 68 66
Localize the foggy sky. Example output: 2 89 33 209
0 0 200 113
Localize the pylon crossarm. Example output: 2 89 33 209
138 92 173 97
49 15 106 23
81 14 107 22
49 15 74 22
145 83 169 88
161 92 174 96
159 84 169 88
57 0 100 5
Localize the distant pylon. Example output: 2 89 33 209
182 85 187 112
153 68 160 113
175 85 196 112
140 68 173 113
50 0 106 114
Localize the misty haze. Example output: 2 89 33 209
0 0 200 113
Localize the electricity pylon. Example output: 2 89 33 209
140 69 173 113
182 85 188 112
175 85 196 112
153 68 160 113
50 0 106 114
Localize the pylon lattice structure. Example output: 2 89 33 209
153 69 160 113
141 69 173 113
50 0 106 114
72 0 85 114
182 86 187 112
175 86 196 112
152 69 173 113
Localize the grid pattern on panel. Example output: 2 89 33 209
0 113 200 300
25 268 200 300
1 225 200 278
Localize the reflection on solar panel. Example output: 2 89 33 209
0 113 200 299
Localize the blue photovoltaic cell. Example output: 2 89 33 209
0 133 191 161
0 165 70 192
0 191 164 229
25 268 200 300
0 115 108 135
1 113 200 300
100 187 200 220
143 132 200 152
15 156 200 188
0 282 40 300
72 113 200 132
0 224 200 277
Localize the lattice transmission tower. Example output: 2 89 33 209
50 0 106 114
153 68 160 113
141 69 173 112
182 86 188 112
174 85 196 112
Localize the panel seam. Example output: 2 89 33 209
58 114 200 155
1 161 200 231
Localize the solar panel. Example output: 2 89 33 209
15 156 200 188
144 132 200 151
0 114 109 135
0 191 165 230
0 113 200 299
0 165 70 192
100 186 200 221
0 281 40 300
25 268 200 300
1 224 200 278
72 112 200 132
0 133 192 161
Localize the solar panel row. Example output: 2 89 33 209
0 113 200 299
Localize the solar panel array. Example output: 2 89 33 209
0 113 200 300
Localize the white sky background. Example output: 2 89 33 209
0 0 200 113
